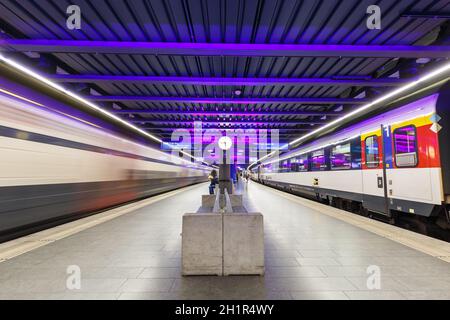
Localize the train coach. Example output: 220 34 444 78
0 92 210 242
254 84 450 232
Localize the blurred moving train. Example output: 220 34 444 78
0 93 210 242
252 85 450 232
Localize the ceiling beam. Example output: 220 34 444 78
48 74 407 87
143 126 312 131
89 96 366 104
401 11 450 19
156 133 301 137
113 109 340 116
1 40 449 58
131 119 324 125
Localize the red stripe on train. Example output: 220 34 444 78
361 123 440 170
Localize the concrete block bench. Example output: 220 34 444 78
182 193 264 276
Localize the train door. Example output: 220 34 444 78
385 120 441 214
380 124 393 216
361 127 390 215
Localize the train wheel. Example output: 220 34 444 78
360 207 369 217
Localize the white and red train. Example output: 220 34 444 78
253 85 450 230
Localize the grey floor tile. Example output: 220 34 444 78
290 291 349 300
393 277 450 291
1 182 448 300
296 257 341 266
79 267 144 279
265 250 301 258
320 265 410 277
298 249 338 258
138 267 181 279
64 278 127 293
118 292 176 300
265 277 357 291
265 258 300 267
344 290 406 300
171 276 291 300
112 257 180 268
334 256 402 266
0 279 66 293
45 292 120 300
401 265 450 276
1 267 68 280
346 276 409 291
120 278 175 293
400 290 450 300
265 266 326 278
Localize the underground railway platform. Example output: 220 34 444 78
0 0 450 316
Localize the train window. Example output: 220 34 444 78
280 159 291 172
365 135 379 168
331 143 351 169
393 125 418 167
289 155 308 172
311 149 327 171
262 163 274 173
290 158 298 172
297 155 309 172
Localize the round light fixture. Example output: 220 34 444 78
218 136 233 150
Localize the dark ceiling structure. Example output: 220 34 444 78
0 0 449 141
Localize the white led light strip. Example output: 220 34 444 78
0 53 197 161
249 60 450 169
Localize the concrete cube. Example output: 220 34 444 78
229 195 243 207
181 212 222 276
201 195 217 208
223 212 264 276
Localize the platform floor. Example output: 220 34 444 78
0 181 450 300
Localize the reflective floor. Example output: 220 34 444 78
0 181 449 300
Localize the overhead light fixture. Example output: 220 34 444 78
0 53 199 162
249 60 450 170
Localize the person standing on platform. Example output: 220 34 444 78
208 169 218 195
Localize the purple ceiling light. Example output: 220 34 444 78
1 40 449 58
141 126 312 131
89 96 367 104
113 109 341 116
131 119 325 125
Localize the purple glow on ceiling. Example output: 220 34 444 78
88 95 366 104
2 39 449 58
133 120 324 126
114 110 341 117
